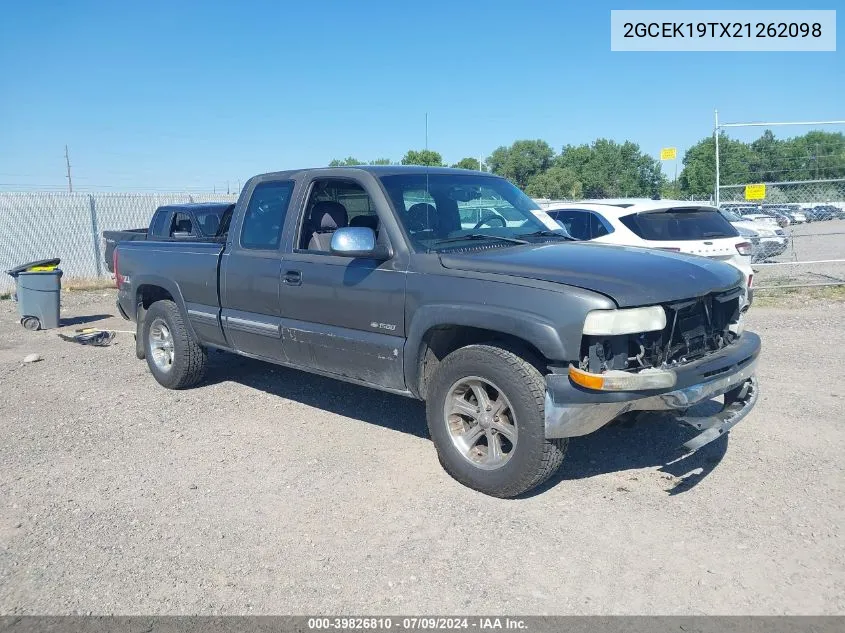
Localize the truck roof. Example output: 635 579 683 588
250 165 494 180
158 202 234 210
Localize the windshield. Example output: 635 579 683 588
378 173 567 251
194 205 231 237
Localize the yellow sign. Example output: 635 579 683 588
745 183 766 200
660 147 677 160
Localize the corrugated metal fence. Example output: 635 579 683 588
0 192 238 294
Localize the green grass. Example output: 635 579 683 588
62 277 116 292
1 277 114 301
753 284 845 307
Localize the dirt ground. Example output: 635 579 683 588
0 289 843 615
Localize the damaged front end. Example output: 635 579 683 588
545 287 760 451
578 287 744 377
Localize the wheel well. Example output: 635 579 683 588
136 285 173 310
416 325 548 399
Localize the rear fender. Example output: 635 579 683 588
132 274 199 343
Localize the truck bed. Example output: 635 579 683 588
103 229 147 273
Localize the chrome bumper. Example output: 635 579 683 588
545 349 759 451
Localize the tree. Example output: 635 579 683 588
451 157 483 171
783 130 845 181
679 134 754 196
679 129 845 197
557 139 664 198
329 157 396 166
328 156 365 166
486 140 554 189
401 149 444 166
525 166 582 199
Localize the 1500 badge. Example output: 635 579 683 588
371 322 397 331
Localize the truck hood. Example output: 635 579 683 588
439 242 744 307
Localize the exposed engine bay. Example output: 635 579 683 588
579 288 744 374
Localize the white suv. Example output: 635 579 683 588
544 200 755 304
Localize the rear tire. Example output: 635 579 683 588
426 344 567 498
143 300 208 389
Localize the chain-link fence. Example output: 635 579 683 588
718 180 845 289
713 116 845 289
0 192 238 294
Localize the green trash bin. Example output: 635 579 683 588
6 258 63 331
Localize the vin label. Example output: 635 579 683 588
611 10 836 51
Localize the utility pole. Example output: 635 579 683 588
714 109 720 207
425 112 428 151
227 180 230 195
64 145 73 193
674 160 678 193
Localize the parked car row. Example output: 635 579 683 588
107 166 761 498
721 202 845 224
804 204 845 222
718 208 788 262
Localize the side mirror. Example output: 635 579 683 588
330 227 387 259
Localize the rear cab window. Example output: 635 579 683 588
149 208 170 237
620 207 739 241
240 181 295 249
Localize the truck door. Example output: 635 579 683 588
219 180 295 361
277 176 408 391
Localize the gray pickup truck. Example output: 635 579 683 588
114 166 760 498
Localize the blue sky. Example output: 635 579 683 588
0 0 842 191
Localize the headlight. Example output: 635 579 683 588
583 306 666 335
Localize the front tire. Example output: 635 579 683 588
426 344 567 498
143 300 208 389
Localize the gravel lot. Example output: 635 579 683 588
0 289 843 615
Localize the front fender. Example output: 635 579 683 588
403 303 568 397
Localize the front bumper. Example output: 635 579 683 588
545 331 761 451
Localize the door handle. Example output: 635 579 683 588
283 270 302 286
